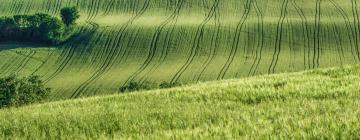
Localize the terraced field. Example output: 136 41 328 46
0 0 359 99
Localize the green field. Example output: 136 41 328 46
1 65 360 139
0 0 360 99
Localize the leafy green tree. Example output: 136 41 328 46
0 17 16 41
60 7 80 26
0 75 50 108
39 17 65 44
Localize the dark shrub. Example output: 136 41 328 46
60 7 80 26
120 81 157 93
0 7 79 45
159 82 181 89
0 75 50 108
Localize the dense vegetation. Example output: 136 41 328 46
1 66 360 139
0 7 79 44
119 81 180 93
0 75 50 108
0 0 359 98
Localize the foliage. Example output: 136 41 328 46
60 7 80 26
0 7 79 45
119 81 157 93
159 81 181 89
0 14 66 44
120 81 181 93
0 75 50 108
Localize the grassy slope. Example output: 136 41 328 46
1 66 360 139
0 0 359 99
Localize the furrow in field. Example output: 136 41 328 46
24 0 33 14
14 0 24 15
31 49 56 75
1 50 33 75
171 0 219 83
43 25 96 83
9 0 18 15
333 24 345 65
268 0 288 74
44 0 52 13
351 0 360 61
292 0 311 69
313 0 322 69
103 0 116 15
127 0 185 84
137 0 186 83
194 24 219 81
248 0 264 76
71 0 152 98
15 50 36 74
194 1 221 81
217 0 252 80
86 0 95 20
330 0 356 62
287 18 296 71
52 0 62 15
9 50 32 74
87 0 101 21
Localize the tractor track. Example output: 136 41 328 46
44 23 98 83
330 0 357 62
268 0 288 74
15 50 36 74
87 0 101 21
126 0 185 84
351 0 360 61
194 2 221 81
217 0 252 80
85 28 141 95
333 24 345 65
313 0 322 69
103 0 116 16
31 49 56 75
171 0 219 83
45 0 53 13
292 0 311 69
71 0 151 98
53 0 63 15
10 0 18 15
248 0 264 76
137 0 185 84
24 0 33 14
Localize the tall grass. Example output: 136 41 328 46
1 66 360 139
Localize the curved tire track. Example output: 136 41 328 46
217 0 252 79
268 0 288 74
171 0 219 83
248 0 264 76
71 0 152 98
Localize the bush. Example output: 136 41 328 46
120 81 181 93
61 7 80 26
0 7 79 45
120 81 157 93
0 75 50 108
159 81 181 89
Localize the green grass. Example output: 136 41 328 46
0 0 359 99
1 65 360 139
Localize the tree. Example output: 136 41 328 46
60 7 80 26
0 75 50 108
38 16 65 44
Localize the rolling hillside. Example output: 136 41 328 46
0 0 359 99
1 65 360 139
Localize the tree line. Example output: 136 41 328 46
0 7 79 45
